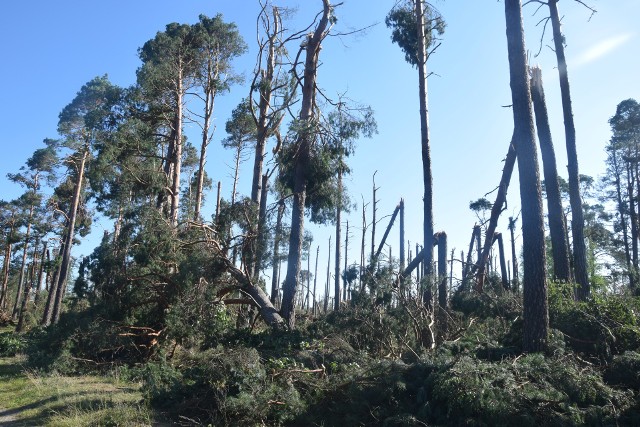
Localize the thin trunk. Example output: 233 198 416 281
334 167 342 310
436 232 448 344
399 198 406 266
473 137 516 290
375 203 401 260
324 236 331 313
17 237 40 330
170 70 184 228
215 181 222 222
415 0 435 303
505 0 548 352
371 172 378 259
270 200 285 304
360 202 366 292
253 174 270 279
33 242 47 307
194 82 213 221
548 0 589 299
51 149 88 325
312 245 319 315
0 227 13 310
343 221 349 302
495 233 510 290
628 164 639 269
280 0 331 329
509 216 519 287
42 245 61 325
611 149 633 286
530 66 571 282
12 204 34 319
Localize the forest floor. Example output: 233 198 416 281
0 354 164 426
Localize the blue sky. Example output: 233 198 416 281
1 0 638 293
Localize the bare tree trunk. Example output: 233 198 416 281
334 167 342 310
281 0 332 329
509 216 519 288
312 245 319 315
170 75 184 227
415 0 435 304
253 174 270 280
505 0 548 352
343 221 349 302
548 0 589 299
215 181 222 222
375 203 401 260
360 201 366 292
33 243 47 307
12 204 34 319
473 137 516 290
270 200 284 304
194 74 214 220
0 232 13 310
494 233 509 290
324 236 331 313
49 149 88 325
628 164 639 271
530 66 571 282
398 198 405 266
41 245 62 326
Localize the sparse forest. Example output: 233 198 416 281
1 0 640 425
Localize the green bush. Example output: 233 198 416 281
0 331 27 356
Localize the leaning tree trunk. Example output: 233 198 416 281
280 0 331 329
51 149 88 325
530 66 571 282
473 135 516 291
548 0 589 299
505 0 548 353
415 0 435 307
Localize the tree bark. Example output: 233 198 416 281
33 242 47 307
312 245 319 315
280 0 331 329
270 199 284 304
334 166 342 310
170 71 184 228
494 233 510 290
473 137 516 290
415 0 435 301
51 149 88 324
548 0 589 299
505 0 548 352
530 66 571 282
12 204 34 319
375 203 400 260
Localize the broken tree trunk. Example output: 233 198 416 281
473 135 516 291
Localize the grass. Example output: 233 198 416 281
0 354 162 426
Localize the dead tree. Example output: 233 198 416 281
530 66 571 282
472 137 516 290
280 0 333 329
505 0 548 352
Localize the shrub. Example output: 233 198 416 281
0 331 27 356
